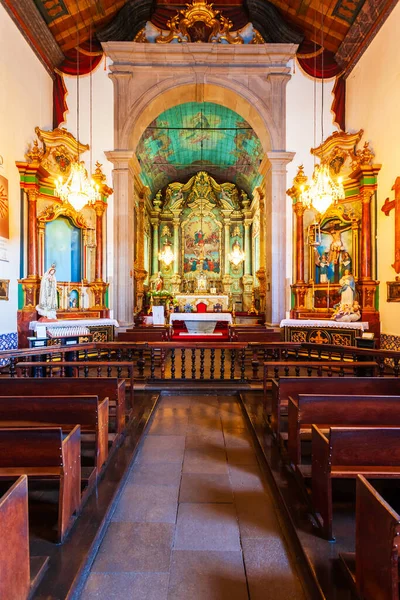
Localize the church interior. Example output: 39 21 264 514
1 0 400 598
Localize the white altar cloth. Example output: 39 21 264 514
29 318 119 331
170 312 232 334
280 319 369 332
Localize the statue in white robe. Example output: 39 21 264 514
36 264 58 320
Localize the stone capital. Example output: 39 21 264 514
104 149 136 172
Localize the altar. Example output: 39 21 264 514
170 312 232 334
174 294 230 312
280 319 370 346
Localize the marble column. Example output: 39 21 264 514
104 150 136 326
262 151 295 325
244 223 252 276
95 203 106 282
27 189 39 278
152 222 160 276
360 190 373 281
173 218 180 275
224 219 230 275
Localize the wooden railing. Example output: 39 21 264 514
2 340 400 382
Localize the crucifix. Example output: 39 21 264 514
382 177 400 274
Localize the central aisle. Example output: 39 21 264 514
80 394 306 600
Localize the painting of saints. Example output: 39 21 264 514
184 214 220 279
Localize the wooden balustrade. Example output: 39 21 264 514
3 339 400 383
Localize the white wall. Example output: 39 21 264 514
0 5 53 338
62 60 114 312
346 2 400 335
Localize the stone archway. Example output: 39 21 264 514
103 42 296 325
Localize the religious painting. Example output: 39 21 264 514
0 175 9 240
0 279 9 301
387 281 400 302
45 216 82 282
183 214 220 275
314 222 353 284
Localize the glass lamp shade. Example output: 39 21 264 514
300 163 344 215
158 241 175 266
55 161 100 212
228 241 245 266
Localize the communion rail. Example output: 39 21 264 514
2 341 400 382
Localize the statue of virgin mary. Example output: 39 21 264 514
36 264 58 320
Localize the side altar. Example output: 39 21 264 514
280 319 369 346
16 128 113 347
287 130 381 341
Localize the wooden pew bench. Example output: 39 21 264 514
340 474 400 600
0 395 108 477
2 376 127 440
271 377 400 442
0 476 30 599
312 426 400 540
15 361 133 412
0 426 81 542
288 394 400 468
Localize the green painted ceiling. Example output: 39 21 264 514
136 102 263 196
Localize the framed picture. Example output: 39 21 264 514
387 281 400 302
0 279 9 300
0 175 9 240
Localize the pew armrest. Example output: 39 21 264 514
59 425 81 542
312 425 333 539
287 396 300 467
97 398 109 472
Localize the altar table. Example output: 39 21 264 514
280 319 369 346
29 318 119 342
170 312 232 334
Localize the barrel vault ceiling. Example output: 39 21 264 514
136 102 263 196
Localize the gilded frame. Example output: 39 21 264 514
0 279 10 301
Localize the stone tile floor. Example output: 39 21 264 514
80 395 307 599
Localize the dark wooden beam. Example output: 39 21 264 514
1 0 64 77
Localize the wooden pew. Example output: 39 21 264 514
1 377 127 438
0 396 108 476
312 426 400 540
0 476 30 599
340 475 400 600
229 325 280 343
288 394 400 468
271 377 400 441
0 426 81 542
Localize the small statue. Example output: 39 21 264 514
36 264 58 320
315 251 330 283
340 251 352 278
338 270 356 306
154 272 163 292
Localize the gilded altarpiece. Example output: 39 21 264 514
16 127 112 347
145 171 256 312
288 130 381 339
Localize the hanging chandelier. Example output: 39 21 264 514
228 240 246 267
54 24 100 213
300 163 344 215
55 163 100 212
158 240 175 266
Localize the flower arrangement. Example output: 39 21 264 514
184 301 193 313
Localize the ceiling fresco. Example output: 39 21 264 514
136 102 263 197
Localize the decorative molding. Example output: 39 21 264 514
1 0 64 76
336 0 398 74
